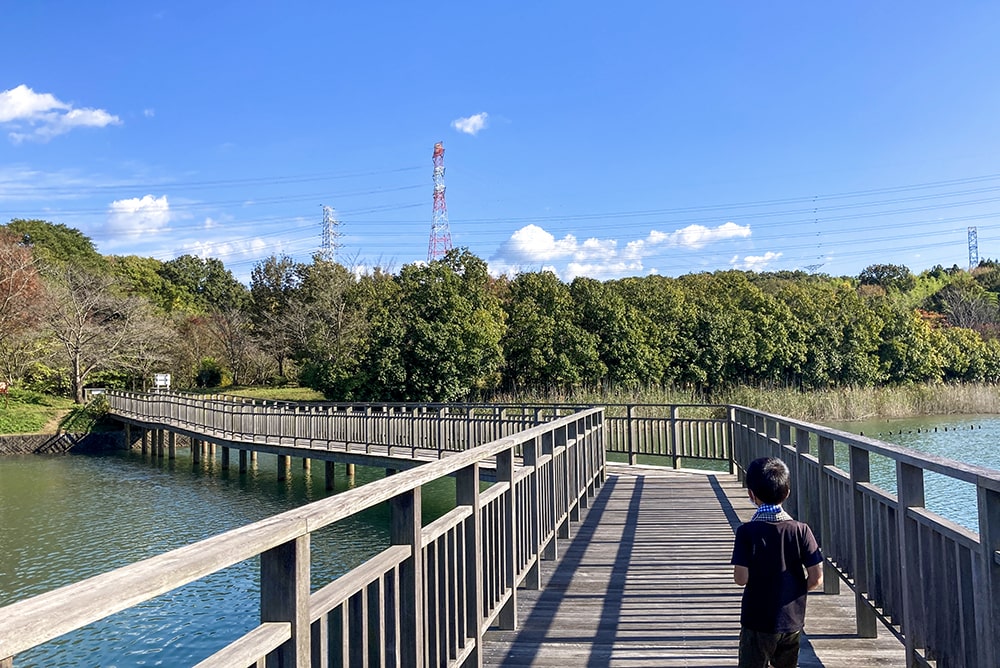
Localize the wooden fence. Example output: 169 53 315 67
731 406 1000 668
0 407 605 668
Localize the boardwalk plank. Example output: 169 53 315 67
482 465 907 667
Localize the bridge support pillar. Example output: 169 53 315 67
168 432 176 460
156 430 165 459
325 461 335 491
278 455 290 481
302 458 310 471
346 463 355 477
192 439 200 464
140 428 148 455
221 447 230 470
239 449 248 473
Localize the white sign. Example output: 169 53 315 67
154 373 171 389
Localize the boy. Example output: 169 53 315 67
731 457 824 668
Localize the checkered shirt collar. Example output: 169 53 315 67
751 503 793 522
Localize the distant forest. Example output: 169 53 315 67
4 218 1000 404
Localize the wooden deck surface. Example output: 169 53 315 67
482 464 907 667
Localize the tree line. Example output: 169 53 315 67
4 218 1000 403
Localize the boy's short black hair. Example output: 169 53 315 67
745 457 790 505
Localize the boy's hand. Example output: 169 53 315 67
806 563 823 591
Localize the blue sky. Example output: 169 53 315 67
4 2 1000 282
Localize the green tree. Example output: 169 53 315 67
293 258 375 400
3 219 106 271
501 271 602 393
250 254 302 378
858 263 916 293
394 249 506 401
159 255 248 312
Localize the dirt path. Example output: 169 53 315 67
39 409 71 434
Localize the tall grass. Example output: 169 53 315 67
488 383 1000 423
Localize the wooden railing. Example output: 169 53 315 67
108 390 587 458
0 407 605 668
731 406 1000 668
107 392 732 467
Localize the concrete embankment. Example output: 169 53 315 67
0 432 126 455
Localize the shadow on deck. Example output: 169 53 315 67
482 465 907 667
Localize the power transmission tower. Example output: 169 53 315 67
427 141 452 261
968 226 979 270
321 205 343 262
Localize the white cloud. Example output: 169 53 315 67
181 237 270 260
490 220 755 280
0 84 121 143
451 112 489 136
107 194 171 238
731 251 782 271
143 108 155 118
663 221 751 249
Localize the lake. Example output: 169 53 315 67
0 448 456 667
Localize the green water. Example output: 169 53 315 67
0 448 456 667
823 414 1000 533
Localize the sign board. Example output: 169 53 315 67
153 373 171 389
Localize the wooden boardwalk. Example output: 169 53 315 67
482 464 908 667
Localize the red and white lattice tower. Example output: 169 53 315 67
427 141 452 261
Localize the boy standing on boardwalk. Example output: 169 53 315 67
731 457 824 668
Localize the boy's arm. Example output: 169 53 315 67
806 562 823 591
733 565 749 586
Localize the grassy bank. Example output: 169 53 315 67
0 392 76 434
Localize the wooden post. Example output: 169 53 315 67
556 426 571 540
325 461 335 491
390 488 423 667
976 484 1000 666
497 447 517 630
221 446 230 470
849 445 878 637
897 461 926 667
523 436 542 590
261 534 311 668
168 432 176 460
795 427 811 526
277 455 290 481
627 405 637 465
817 435 839 595
542 430 558 560
302 458 310 471
124 423 132 450
346 463 355 477
456 463 483 667
141 429 149 455
239 449 248 473
670 405 681 469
